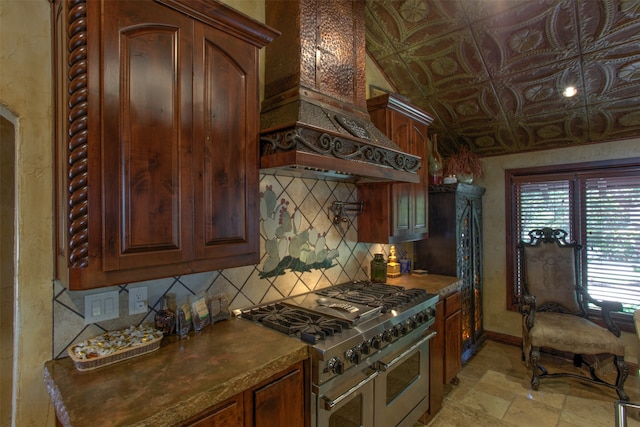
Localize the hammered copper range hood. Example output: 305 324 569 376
259 0 421 183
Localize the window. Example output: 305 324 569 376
506 158 640 329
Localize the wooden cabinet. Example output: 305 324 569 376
52 0 278 289
358 94 434 243
244 361 307 427
180 361 307 427
443 291 462 384
420 290 461 424
183 395 244 427
423 299 444 423
414 183 485 363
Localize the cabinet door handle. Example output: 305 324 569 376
376 331 436 372
322 370 379 410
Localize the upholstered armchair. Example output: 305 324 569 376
518 228 629 401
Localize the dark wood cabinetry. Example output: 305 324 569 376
184 395 244 427
421 289 461 424
443 291 462 384
414 183 485 363
358 94 434 243
52 0 278 289
181 361 307 427
244 361 307 427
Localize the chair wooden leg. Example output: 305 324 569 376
522 332 531 368
615 356 630 402
530 347 541 390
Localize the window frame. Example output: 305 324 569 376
505 157 640 333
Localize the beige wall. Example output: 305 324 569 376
477 138 640 364
0 0 56 425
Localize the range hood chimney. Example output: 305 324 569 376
260 0 422 183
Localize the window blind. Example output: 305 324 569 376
585 175 640 312
515 179 572 242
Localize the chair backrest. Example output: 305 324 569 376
518 228 585 316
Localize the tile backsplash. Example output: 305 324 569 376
52 174 393 358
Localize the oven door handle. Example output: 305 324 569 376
376 331 436 372
322 370 379 410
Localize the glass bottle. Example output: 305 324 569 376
175 297 192 338
154 296 176 336
370 253 387 283
429 133 443 185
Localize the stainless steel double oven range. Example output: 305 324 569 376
238 281 439 427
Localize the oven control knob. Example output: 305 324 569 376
426 307 436 320
382 330 393 343
359 341 370 355
401 322 410 335
409 316 418 329
415 311 426 323
370 335 382 350
392 325 401 337
328 357 344 375
345 348 360 364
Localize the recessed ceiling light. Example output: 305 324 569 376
563 86 577 97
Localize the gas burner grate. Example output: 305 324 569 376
241 303 298 323
240 303 351 344
316 282 428 312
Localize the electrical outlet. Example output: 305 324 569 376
129 287 148 315
84 290 120 324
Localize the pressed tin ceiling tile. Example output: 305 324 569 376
396 28 489 91
511 106 590 149
588 98 640 141
581 42 640 104
495 58 584 118
365 0 640 156
426 80 502 127
366 0 466 48
470 0 580 78
577 0 640 51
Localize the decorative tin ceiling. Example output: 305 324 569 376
365 0 640 157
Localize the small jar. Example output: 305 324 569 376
370 253 387 283
155 296 176 336
400 258 411 274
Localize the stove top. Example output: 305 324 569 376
237 280 439 385
238 281 436 343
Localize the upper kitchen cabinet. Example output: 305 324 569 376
53 0 278 289
358 94 434 243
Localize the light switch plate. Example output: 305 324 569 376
84 290 120 324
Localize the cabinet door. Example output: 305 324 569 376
410 120 429 235
389 112 412 238
444 309 462 384
192 23 259 264
102 1 194 271
245 362 306 427
185 395 243 427
444 291 462 385
423 299 444 424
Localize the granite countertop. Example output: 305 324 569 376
44 275 458 427
386 273 461 299
44 318 308 427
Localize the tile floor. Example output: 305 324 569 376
419 340 640 427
